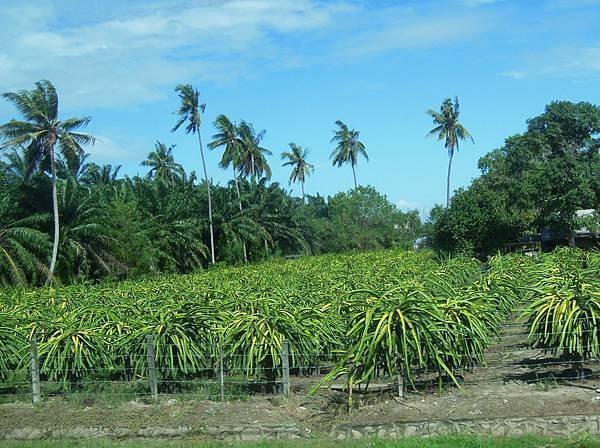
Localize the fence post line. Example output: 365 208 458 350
219 342 225 402
30 339 41 404
281 339 290 397
146 335 158 403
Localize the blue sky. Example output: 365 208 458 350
1 0 600 216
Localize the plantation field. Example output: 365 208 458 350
0 248 600 440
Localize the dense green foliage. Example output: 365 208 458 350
0 81 424 286
0 160 423 286
1 248 597 396
434 101 600 254
524 249 600 366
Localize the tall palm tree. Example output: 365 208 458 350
0 80 95 285
208 114 248 263
141 141 185 185
426 97 474 207
281 143 314 201
330 120 368 189
172 84 215 265
237 121 272 181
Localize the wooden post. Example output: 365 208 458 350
30 339 41 404
280 339 290 397
397 366 405 398
395 353 405 398
146 335 158 402
219 342 225 402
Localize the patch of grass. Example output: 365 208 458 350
1 435 600 448
534 374 558 392
0 376 252 407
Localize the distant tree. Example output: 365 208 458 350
330 120 367 189
172 83 215 265
434 101 600 254
80 163 121 187
0 80 95 284
141 141 184 185
3 147 32 184
208 114 248 263
326 186 418 252
526 101 600 246
55 178 117 283
281 143 314 201
426 97 474 207
0 195 49 285
237 121 272 180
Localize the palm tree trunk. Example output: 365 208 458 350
352 164 357 189
46 144 59 286
301 181 305 203
197 132 216 265
233 166 248 264
446 149 454 208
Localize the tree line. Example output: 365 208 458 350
2 79 596 286
432 101 600 254
0 80 425 287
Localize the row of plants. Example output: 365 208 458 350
0 248 598 397
524 249 600 376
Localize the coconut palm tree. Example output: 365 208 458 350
208 114 248 263
426 97 474 207
237 120 272 181
330 120 368 189
281 143 314 201
141 141 185 185
172 84 215 265
0 80 95 285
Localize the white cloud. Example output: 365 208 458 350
0 0 345 109
502 45 600 79
0 1 496 110
397 199 420 211
336 8 493 59
89 135 139 162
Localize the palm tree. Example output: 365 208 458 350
281 143 314 201
141 141 185 185
56 178 118 283
172 84 215 265
0 196 49 286
80 163 121 187
208 114 248 263
3 147 31 184
0 80 95 285
426 97 474 207
237 121 272 181
330 120 368 189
